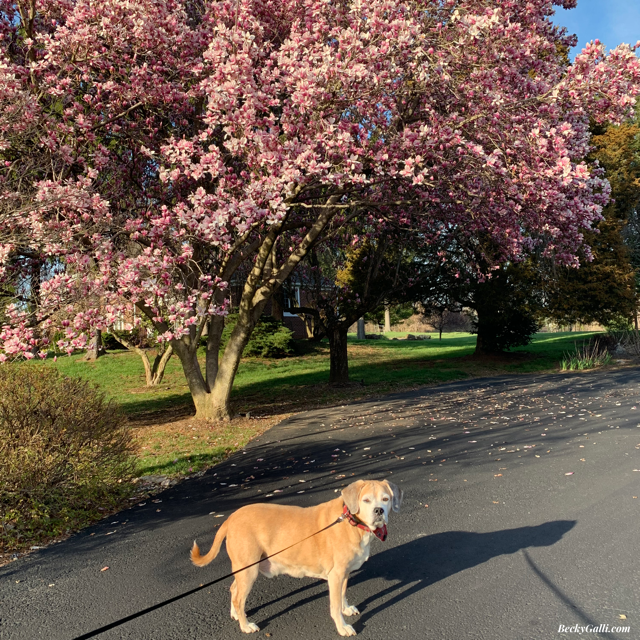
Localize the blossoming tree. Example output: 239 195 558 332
1 0 639 419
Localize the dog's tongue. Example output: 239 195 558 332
373 524 388 542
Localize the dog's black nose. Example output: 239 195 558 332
374 507 384 516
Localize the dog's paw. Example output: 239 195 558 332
241 622 260 634
230 606 238 621
338 624 357 636
343 605 360 617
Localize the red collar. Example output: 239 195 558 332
342 505 388 541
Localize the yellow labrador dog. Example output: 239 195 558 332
191 479 402 636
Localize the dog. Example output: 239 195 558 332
191 479 402 636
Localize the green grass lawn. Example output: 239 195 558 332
48 331 598 421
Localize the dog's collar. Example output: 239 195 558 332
341 505 387 541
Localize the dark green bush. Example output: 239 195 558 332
604 316 633 333
209 314 296 358
101 332 128 350
470 263 543 353
472 307 540 353
0 365 135 552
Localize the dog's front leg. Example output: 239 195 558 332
341 575 359 617
328 570 356 636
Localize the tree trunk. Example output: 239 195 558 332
203 305 261 418
473 306 489 355
303 314 315 339
356 317 366 340
109 333 173 385
270 288 284 322
138 346 173 386
149 344 173 385
474 328 488 355
205 314 225 390
290 307 322 340
172 301 264 421
172 339 217 418
328 326 350 385
84 329 105 361
384 305 391 333
474 318 500 355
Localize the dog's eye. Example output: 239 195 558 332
363 498 371 503
382 497 389 502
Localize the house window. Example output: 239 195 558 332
113 304 136 331
283 286 301 316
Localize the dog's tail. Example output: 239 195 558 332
191 519 229 567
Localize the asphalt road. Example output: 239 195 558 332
2 368 640 640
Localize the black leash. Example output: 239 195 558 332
71 514 345 640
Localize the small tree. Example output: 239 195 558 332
470 265 543 354
412 242 544 354
288 236 411 385
109 323 174 387
421 306 469 340
544 207 637 328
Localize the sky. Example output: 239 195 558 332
551 0 640 59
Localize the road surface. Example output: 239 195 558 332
2 368 639 640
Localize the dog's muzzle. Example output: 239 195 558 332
342 505 388 541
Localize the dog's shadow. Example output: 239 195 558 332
250 520 575 630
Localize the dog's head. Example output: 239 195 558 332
341 479 403 529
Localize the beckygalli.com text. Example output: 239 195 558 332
558 624 630 634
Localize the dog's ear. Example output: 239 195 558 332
384 480 403 512
341 480 365 514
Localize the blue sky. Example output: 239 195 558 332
551 0 640 58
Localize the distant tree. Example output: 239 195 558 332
287 235 413 385
420 306 470 340
617 104 640 327
109 322 173 386
365 303 414 332
469 262 544 354
543 207 637 328
411 241 544 354
424 305 447 340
